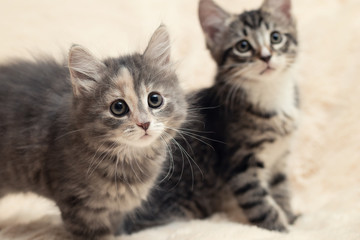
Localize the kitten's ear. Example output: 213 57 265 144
261 0 292 20
68 45 106 97
198 0 230 48
143 25 171 66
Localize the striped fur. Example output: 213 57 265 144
0 26 187 239
123 0 299 234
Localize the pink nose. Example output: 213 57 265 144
260 55 272 63
136 122 150 131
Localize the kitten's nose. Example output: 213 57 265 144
136 122 150 131
260 55 272 63
260 46 272 63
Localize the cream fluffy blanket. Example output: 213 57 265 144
1 0 360 239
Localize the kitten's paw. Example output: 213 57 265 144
261 210 289 232
288 213 301 225
258 221 288 233
75 235 115 240
271 224 288 233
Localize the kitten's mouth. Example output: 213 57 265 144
140 133 151 139
260 66 275 75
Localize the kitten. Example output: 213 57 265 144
124 0 299 233
0 25 187 240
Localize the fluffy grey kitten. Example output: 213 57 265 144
124 0 299 233
0 25 187 240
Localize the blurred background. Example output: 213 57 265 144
0 0 360 239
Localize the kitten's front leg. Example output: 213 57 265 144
59 201 116 240
269 172 299 224
227 153 289 232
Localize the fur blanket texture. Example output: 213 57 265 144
0 0 360 239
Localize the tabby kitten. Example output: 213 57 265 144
124 0 299 233
0 25 187 240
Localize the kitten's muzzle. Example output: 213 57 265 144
260 65 275 75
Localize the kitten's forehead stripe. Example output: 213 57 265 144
265 22 270 30
243 29 248 36
136 85 149 123
239 11 264 30
115 67 134 94
126 62 152 118
115 67 138 108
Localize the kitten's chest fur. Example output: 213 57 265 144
49 139 165 213
245 110 297 169
224 74 299 171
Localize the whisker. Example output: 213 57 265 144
177 130 215 152
187 106 221 111
164 130 204 186
129 158 144 184
176 132 195 155
166 126 224 146
120 158 131 188
176 127 214 134
162 132 186 190
114 158 119 199
134 155 149 177
88 142 117 177
166 132 194 191
54 128 86 141
87 142 107 177
158 135 175 183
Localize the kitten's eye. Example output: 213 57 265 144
110 100 129 117
148 92 163 109
235 40 252 53
271 31 283 44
